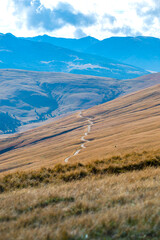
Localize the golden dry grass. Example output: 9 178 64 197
0 84 160 175
0 150 160 193
0 113 87 174
0 163 160 240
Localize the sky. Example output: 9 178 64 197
0 0 160 39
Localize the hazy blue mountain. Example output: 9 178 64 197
25 35 99 52
0 69 160 134
25 35 160 72
0 33 148 79
86 36 160 72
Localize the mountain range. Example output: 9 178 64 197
86 36 160 72
27 34 160 72
1 33 160 134
25 35 99 53
0 33 148 79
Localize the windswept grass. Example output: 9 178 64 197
0 164 160 240
0 150 160 193
15 196 74 215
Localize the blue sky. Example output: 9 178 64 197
0 0 160 39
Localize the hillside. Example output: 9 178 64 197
86 36 160 72
0 33 148 79
0 70 160 134
0 84 160 240
0 69 122 133
0 83 160 174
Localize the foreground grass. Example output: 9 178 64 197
0 150 160 240
0 167 160 239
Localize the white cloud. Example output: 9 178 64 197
0 0 159 39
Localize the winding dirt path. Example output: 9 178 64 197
64 111 93 163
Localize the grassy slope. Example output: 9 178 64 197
0 84 160 239
81 83 160 161
0 84 160 174
0 162 160 239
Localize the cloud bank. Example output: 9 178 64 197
11 0 121 38
109 25 141 36
12 0 97 31
1 0 160 39
136 0 160 28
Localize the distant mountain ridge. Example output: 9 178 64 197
23 34 160 72
0 33 148 79
25 35 99 52
86 36 160 72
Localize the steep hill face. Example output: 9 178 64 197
86 36 160 72
0 84 160 174
0 33 148 79
0 112 21 134
0 70 159 134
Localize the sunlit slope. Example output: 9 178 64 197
0 84 160 174
0 113 88 173
81 84 160 161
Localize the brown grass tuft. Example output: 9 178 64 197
0 150 160 193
